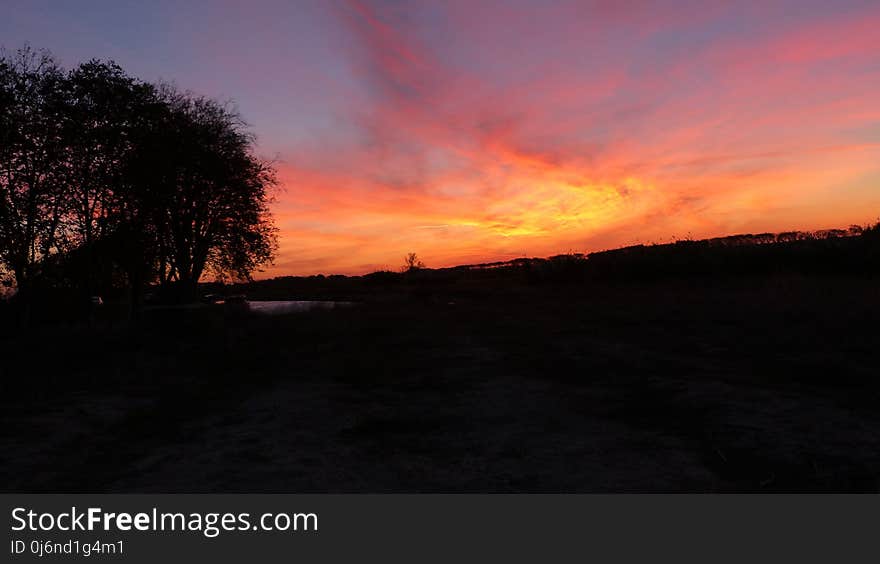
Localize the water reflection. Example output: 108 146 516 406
245 300 351 315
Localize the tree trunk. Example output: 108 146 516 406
13 269 31 331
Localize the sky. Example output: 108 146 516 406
3 0 880 276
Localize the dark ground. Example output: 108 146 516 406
2 273 879 492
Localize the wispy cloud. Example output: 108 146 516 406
267 0 880 275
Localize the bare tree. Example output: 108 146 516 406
142 87 278 299
403 252 425 272
0 46 66 316
1 46 279 311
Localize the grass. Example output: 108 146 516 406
1 273 879 492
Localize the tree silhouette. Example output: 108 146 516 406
403 252 425 272
139 87 278 299
0 45 278 314
55 60 158 304
0 46 66 317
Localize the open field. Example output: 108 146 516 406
2 273 879 492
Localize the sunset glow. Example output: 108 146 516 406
5 0 880 275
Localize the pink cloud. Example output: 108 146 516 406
262 1 880 276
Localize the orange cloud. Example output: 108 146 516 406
260 1 880 277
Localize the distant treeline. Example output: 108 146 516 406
580 224 880 280
0 46 277 315
230 223 880 301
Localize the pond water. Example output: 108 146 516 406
245 300 352 315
